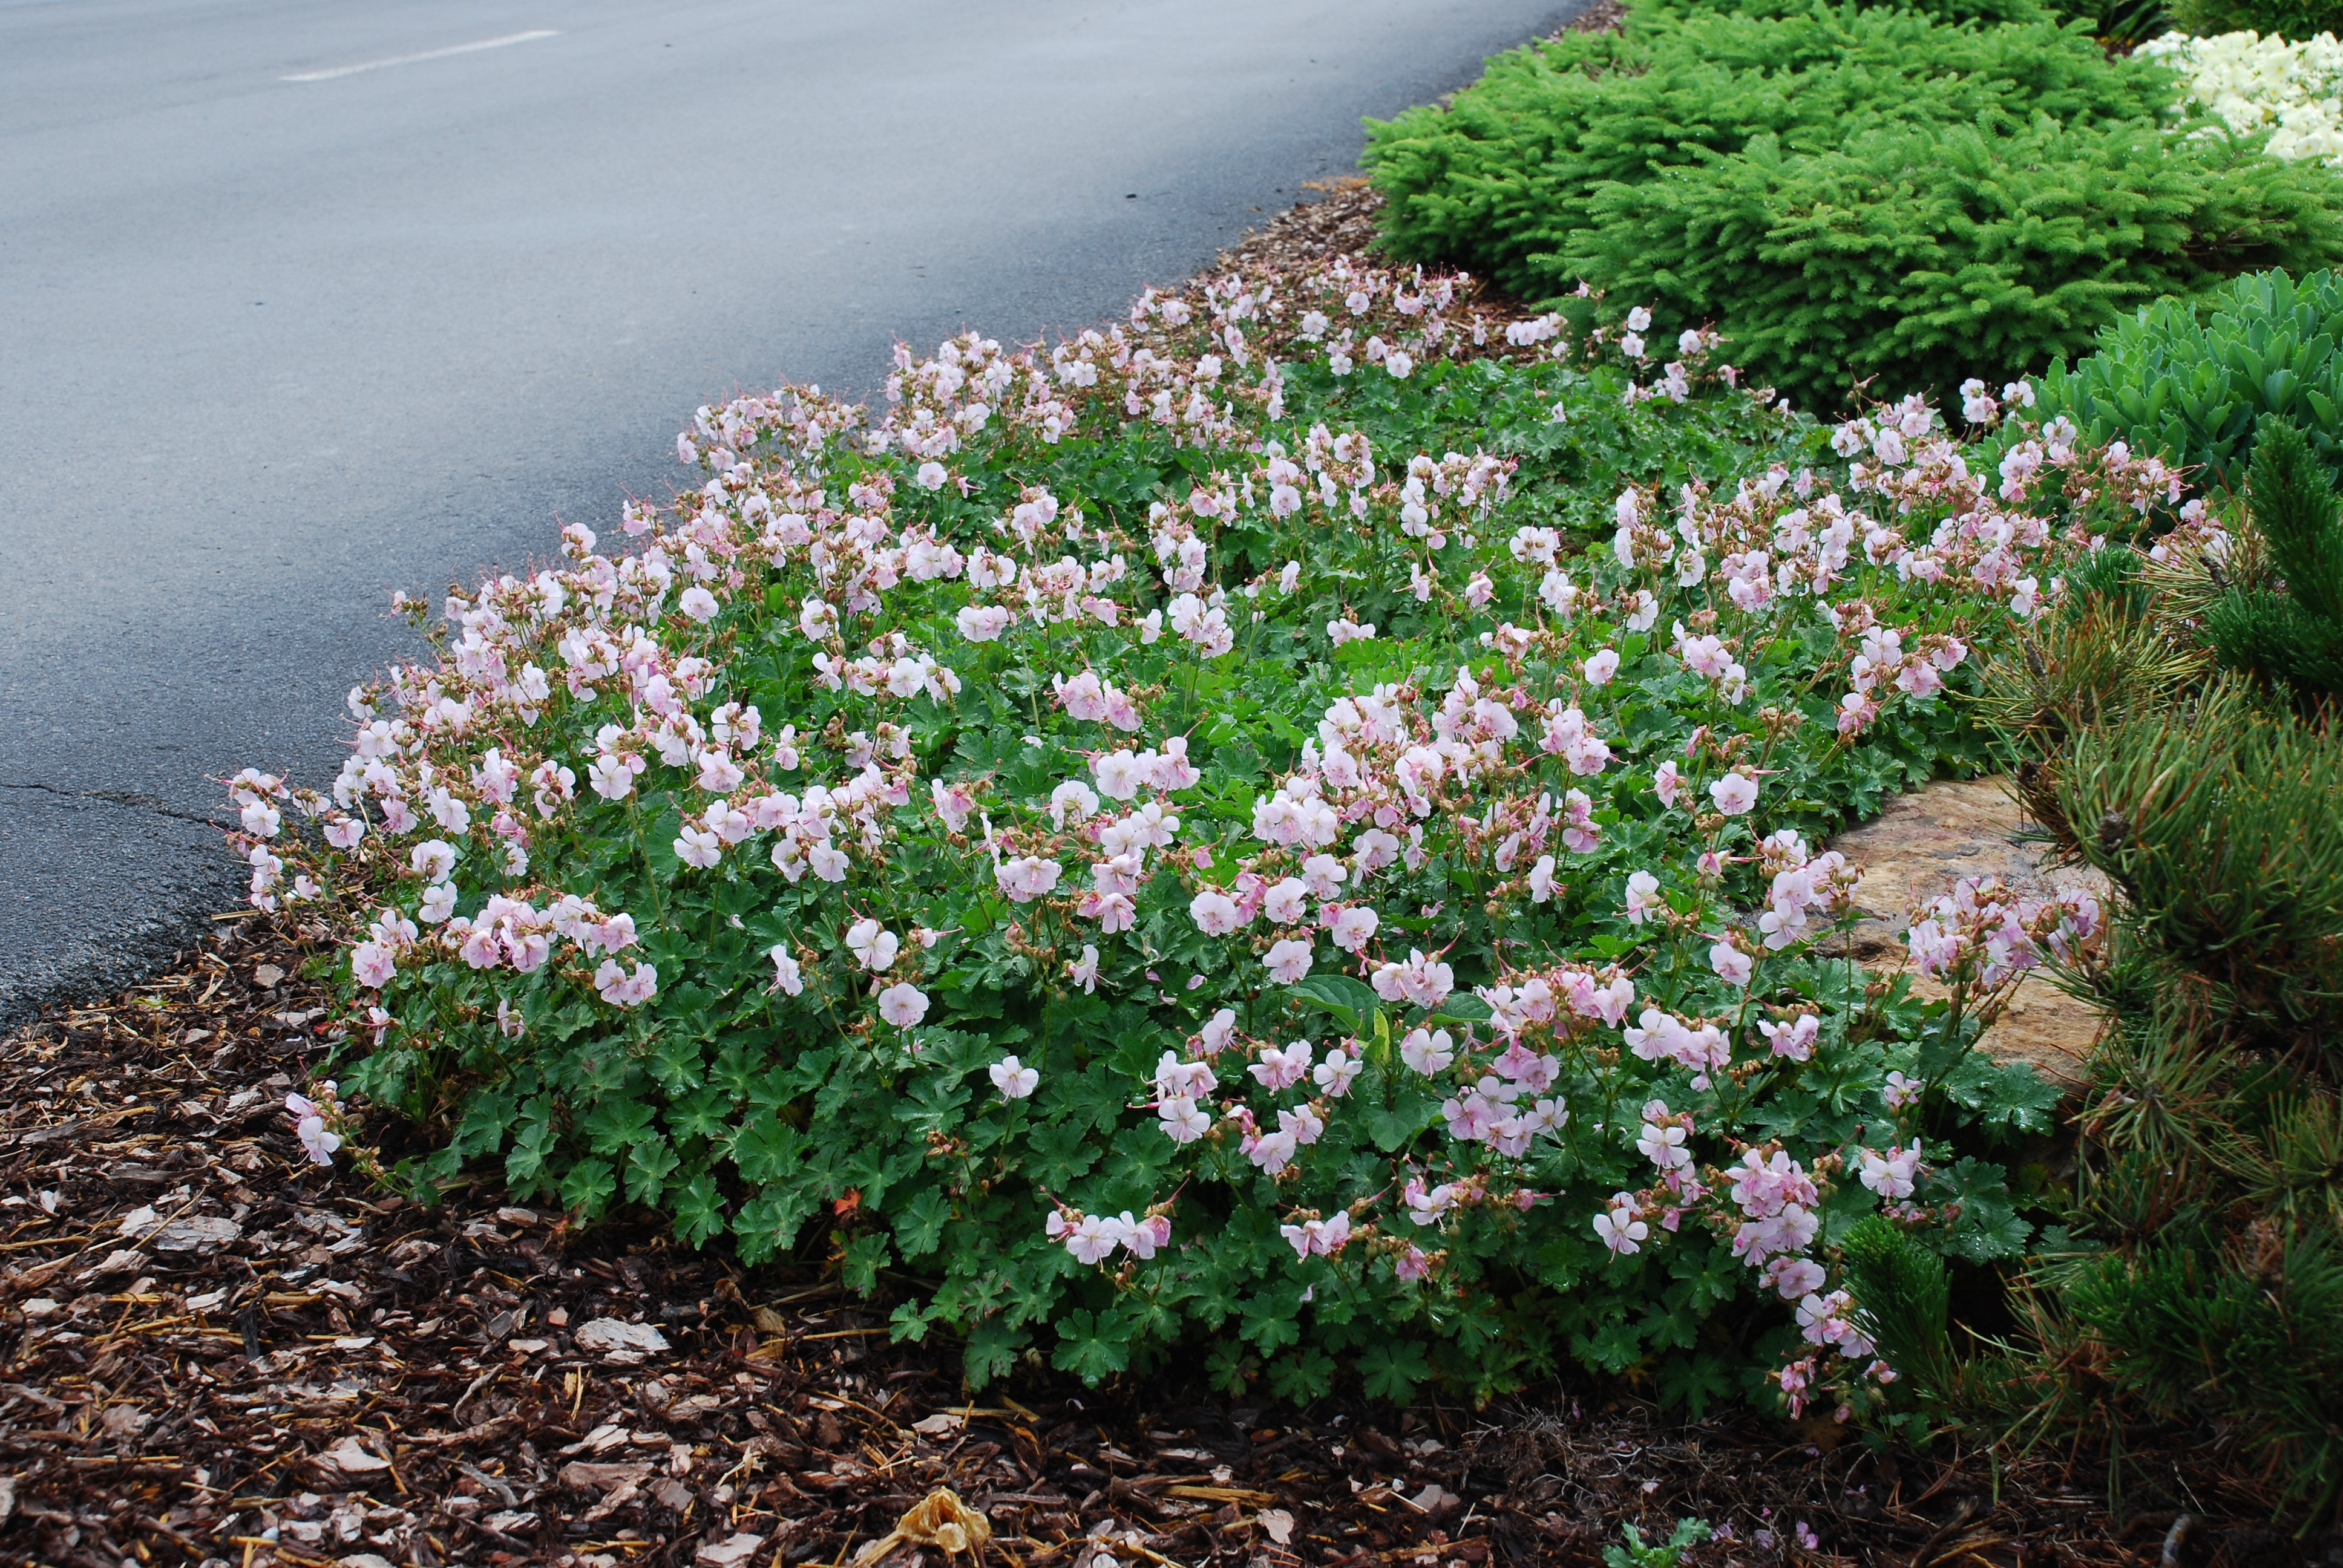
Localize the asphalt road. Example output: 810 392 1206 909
0 0 1576 1025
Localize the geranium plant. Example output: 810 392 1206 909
232 260 2174 1409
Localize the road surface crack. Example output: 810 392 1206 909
0 780 224 829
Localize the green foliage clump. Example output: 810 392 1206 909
2064 1220 2343 1511
2048 990 2343 1508
1659 0 2051 21
1575 117 2343 417
1654 0 2158 48
2092 0 2175 49
2170 0 2343 41
2031 268 2343 492
1366 5 2173 296
1604 1518 1714 1568
2037 686 2343 1020
1366 5 2343 414
1840 1214 1956 1408
2209 418 2343 702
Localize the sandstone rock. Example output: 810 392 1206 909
1827 775 2108 1085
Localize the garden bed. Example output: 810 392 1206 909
11 38 2343 1555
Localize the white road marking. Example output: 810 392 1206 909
281 30 559 83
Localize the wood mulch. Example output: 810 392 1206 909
1216 180 1389 279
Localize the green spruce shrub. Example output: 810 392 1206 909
1368 4 2175 299
1572 116 2343 416
1366 10 2343 414
1657 0 2159 44
1645 0 2052 24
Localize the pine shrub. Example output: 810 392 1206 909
2042 688 2343 1019
1993 508 2343 1509
2209 417 2343 702
2063 1219 2343 1507
1839 1214 1957 1409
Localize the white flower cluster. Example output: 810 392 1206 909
2140 27 2343 163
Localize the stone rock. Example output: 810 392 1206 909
1826 775 2108 1085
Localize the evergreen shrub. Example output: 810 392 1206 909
1366 5 2173 298
2209 417 2343 701
2064 1220 2343 1508
1366 6 2343 414
2092 0 2174 49
1987 503 2343 1507
2170 0 2343 39
1576 117 2343 419
1838 1214 1956 1409
229 263 2176 1408
2043 688 2343 1016
1652 0 2050 23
